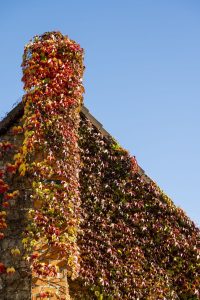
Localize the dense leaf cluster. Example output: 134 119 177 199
19 31 84 279
78 116 200 299
0 31 199 300
0 140 21 275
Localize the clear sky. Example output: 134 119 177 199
0 1 199 225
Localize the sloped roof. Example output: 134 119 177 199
0 102 108 137
0 101 148 180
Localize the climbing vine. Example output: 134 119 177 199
76 115 200 300
1 32 84 299
19 31 84 279
0 31 199 300
0 139 21 276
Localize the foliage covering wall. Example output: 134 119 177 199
0 30 199 300
0 120 31 300
73 114 200 300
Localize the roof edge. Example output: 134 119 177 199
0 101 110 137
0 101 149 180
0 102 24 135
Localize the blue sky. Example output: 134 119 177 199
0 1 200 225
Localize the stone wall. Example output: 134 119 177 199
0 119 31 300
0 120 71 300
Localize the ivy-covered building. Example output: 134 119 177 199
0 32 199 300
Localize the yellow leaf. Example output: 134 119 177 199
19 163 26 176
14 153 21 161
11 248 21 256
22 144 27 156
34 199 42 209
6 267 15 274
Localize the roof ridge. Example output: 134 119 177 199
0 101 109 137
0 100 149 180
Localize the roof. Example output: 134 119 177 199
0 102 109 137
0 101 149 180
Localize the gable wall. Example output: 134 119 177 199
0 107 199 300
73 114 199 299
